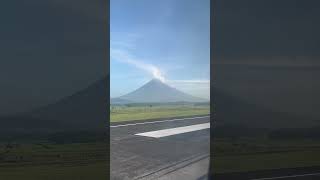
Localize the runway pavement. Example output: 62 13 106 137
110 115 210 180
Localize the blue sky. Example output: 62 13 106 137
111 0 210 99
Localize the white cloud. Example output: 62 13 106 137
110 37 210 99
111 48 166 82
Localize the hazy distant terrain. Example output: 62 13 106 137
215 65 320 122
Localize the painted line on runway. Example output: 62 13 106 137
135 123 210 138
110 116 210 128
250 172 320 180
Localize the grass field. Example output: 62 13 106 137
0 163 107 180
213 138 320 173
110 104 210 122
0 142 108 180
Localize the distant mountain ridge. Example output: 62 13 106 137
111 79 208 104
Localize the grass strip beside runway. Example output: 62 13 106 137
110 104 210 122
0 142 108 180
213 138 320 173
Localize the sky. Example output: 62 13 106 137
213 0 320 119
110 0 210 99
214 0 320 60
0 0 106 115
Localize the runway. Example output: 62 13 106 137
110 115 210 180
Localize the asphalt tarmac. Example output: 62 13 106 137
110 115 210 180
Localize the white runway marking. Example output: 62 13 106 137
251 172 320 180
135 123 210 138
110 116 210 128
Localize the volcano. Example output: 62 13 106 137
0 78 207 134
112 79 207 104
0 77 108 133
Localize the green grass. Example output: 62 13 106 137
214 150 320 173
0 163 107 180
0 143 107 163
213 138 320 173
110 104 210 122
0 142 108 180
